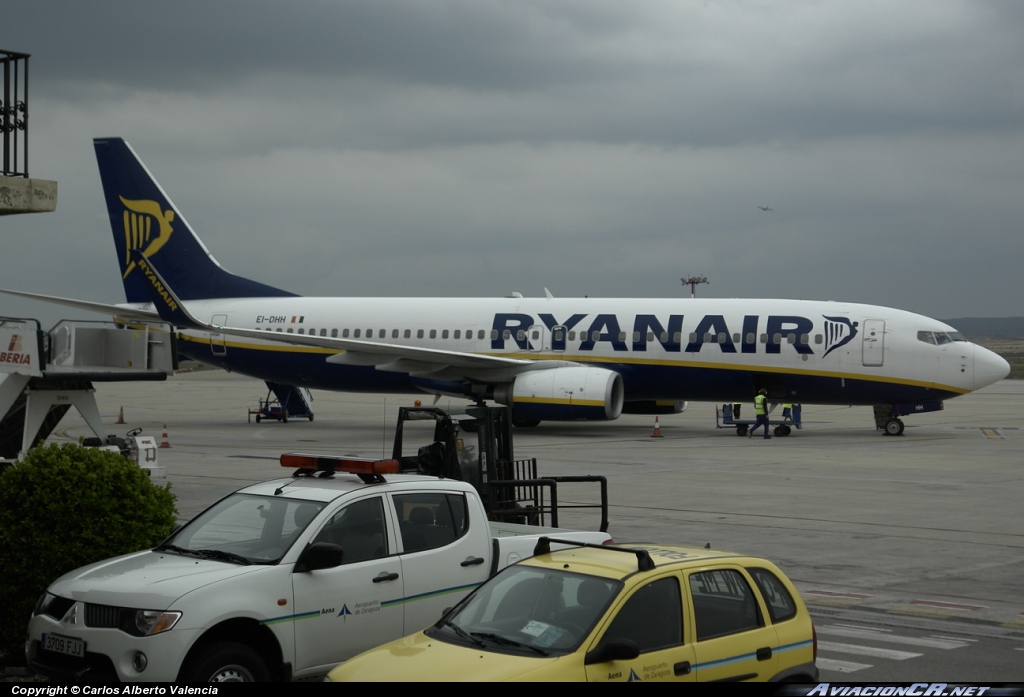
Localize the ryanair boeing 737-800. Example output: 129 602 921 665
2 139 1010 433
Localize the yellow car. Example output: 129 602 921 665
326 540 818 682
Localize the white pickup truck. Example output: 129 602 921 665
26 456 610 682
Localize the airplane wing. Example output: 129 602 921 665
0 288 162 321
212 323 564 377
130 251 574 380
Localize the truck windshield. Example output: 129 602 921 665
158 494 324 565
427 565 620 656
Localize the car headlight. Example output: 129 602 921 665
33 592 56 616
33 592 73 620
124 610 182 637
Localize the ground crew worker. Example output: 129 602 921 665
749 388 771 440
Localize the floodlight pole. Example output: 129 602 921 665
681 275 708 299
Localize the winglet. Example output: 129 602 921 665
129 250 207 330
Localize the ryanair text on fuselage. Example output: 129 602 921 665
487 312 858 357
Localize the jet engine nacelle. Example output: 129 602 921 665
495 366 625 422
621 400 688 415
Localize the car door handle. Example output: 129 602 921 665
460 556 485 567
756 646 772 661
372 571 399 583
674 661 691 676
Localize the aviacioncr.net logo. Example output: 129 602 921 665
120 196 175 278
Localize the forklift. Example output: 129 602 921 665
391 405 608 532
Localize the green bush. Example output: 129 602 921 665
0 443 177 668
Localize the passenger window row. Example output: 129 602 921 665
254 326 826 347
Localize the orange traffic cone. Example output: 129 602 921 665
117 406 126 424
160 424 172 448
651 416 663 438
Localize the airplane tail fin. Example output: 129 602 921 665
93 138 297 303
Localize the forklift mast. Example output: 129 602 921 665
391 405 513 490
390 404 608 532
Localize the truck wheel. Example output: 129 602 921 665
736 424 748 437
181 642 271 682
308 413 314 422
255 415 261 423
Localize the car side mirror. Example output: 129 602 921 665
584 639 640 665
296 542 344 572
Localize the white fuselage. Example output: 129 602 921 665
157 296 1009 407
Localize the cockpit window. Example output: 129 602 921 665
918 330 967 345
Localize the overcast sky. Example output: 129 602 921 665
4 0 1023 330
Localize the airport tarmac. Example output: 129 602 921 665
43 371 1024 679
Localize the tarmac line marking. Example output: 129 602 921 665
911 599 986 612
817 641 922 660
816 625 971 649
816 657 873 673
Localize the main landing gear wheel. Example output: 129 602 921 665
736 424 749 437
884 419 905 436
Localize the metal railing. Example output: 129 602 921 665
2 50 29 177
487 457 609 532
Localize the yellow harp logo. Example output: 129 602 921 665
120 196 175 278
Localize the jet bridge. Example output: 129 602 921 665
0 317 176 461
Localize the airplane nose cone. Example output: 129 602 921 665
972 344 1011 389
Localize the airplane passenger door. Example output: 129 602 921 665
210 314 228 356
861 320 885 367
528 324 551 353
550 325 567 353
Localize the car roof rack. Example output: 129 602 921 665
532 536 655 572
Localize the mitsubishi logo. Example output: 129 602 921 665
62 604 79 626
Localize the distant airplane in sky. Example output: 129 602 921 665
1 139 1011 434
757 205 773 212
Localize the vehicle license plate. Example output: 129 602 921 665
42 633 85 658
